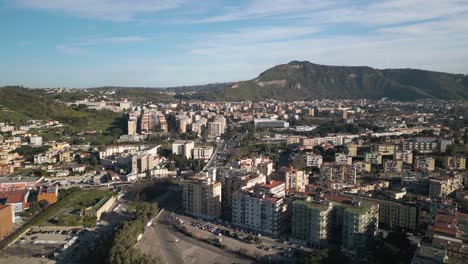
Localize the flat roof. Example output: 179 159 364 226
0 177 40 184
258 180 283 189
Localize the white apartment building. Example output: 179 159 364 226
193 146 214 161
232 190 286 237
307 153 323 168
172 140 195 159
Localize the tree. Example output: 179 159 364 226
201 126 209 141
291 156 307 170
369 231 416 264
299 250 328 264
39 199 50 210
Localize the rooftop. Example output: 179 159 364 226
258 180 284 189
0 176 41 184
0 189 29 204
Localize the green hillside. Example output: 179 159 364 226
0 86 123 133
219 61 468 101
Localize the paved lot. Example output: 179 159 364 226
0 256 54 264
137 189 253 264
173 213 310 259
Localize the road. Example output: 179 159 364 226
203 140 221 170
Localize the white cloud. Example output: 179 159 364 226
319 0 468 26
56 44 86 55
75 36 149 46
15 0 184 21
194 0 333 23
187 15 468 75
55 35 150 55
195 26 319 48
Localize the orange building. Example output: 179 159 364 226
37 186 58 205
0 205 12 239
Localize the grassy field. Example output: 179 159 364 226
0 188 112 250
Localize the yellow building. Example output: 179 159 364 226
365 152 383 165
444 156 466 170
414 156 435 172
384 160 403 173
347 144 358 157
375 144 397 155
429 176 464 198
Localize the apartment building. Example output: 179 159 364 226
232 190 286 237
384 159 403 173
182 175 222 220
235 156 274 176
320 163 357 187
176 116 191 133
275 167 307 192
208 121 224 138
365 152 383 165
255 181 286 198
346 194 418 230
373 144 397 155
221 172 266 220
291 197 379 255
193 146 214 161
394 150 413 164
340 201 379 255
402 138 438 153
127 116 137 136
306 153 323 168
172 140 195 159
347 144 358 157
444 156 466 170
29 136 43 146
292 198 333 248
429 176 464 199
414 156 435 172
335 153 352 165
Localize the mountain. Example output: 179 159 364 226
218 61 468 101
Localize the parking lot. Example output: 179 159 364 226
3 228 83 260
170 212 310 261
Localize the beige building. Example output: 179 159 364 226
444 156 466 170
192 146 214 161
365 152 383 165
275 167 307 192
347 144 358 157
374 144 397 155
429 176 464 199
320 163 357 187
394 150 413 164
414 156 435 172
383 159 403 173
183 175 222 220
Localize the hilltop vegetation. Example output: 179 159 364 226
0 86 125 145
220 61 468 101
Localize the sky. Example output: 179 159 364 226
1 0 468 88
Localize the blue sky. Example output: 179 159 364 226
1 0 468 88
